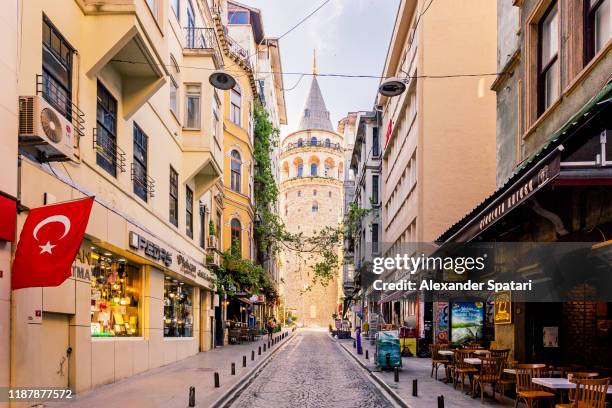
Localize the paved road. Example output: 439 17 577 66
230 330 393 408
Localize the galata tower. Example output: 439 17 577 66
279 64 344 328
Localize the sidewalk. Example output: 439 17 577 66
335 336 514 408
45 329 294 408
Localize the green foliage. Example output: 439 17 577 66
209 220 216 237
345 202 371 242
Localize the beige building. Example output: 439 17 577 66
10 0 225 398
279 73 344 327
376 0 497 327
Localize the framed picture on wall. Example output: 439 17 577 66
543 326 559 348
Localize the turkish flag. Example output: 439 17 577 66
384 119 393 148
12 196 94 290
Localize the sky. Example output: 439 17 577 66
249 0 399 137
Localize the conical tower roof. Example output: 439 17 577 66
296 76 334 132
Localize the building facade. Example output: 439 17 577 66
10 0 224 395
278 74 344 328
436 0 611 366
375 0 497 334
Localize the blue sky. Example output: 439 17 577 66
250 0 399 136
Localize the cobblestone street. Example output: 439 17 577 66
230 330 394 408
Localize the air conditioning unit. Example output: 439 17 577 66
18 95 75 162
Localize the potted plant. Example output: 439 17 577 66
207 220 218 249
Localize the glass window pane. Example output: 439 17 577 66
542 6 558 65
544 60 559 109
594 0 610 54
164 278 194 337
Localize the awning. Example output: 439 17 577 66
437 83 612 244
377 291 404 305
0 193 17 241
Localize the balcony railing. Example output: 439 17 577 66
282 140 343 153
93 128 126 174
131 162 155 199
225 33 252 71
37 74 85 137
184 27 221 57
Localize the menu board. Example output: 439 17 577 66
451 302 484 344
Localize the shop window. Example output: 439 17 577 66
538 2 559 115
42 16 73 120
90 246 142 337
164 277 194 337
585 0 610 62
186 185 193 238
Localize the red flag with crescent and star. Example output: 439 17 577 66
12 196 94 290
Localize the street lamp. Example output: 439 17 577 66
378 77 406 97
209 69 237 90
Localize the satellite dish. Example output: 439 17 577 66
209 70 237 90
378 77 406 97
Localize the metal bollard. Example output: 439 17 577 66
188 386 195 407
353 339 356 348
437 395 444 408
263 343 266 352
365 350 369 359
251 350 255 360
214 372 220 388
258 346 261 355
268 341 271 348
243 355 247 367
412 379 418 397
394 367 399 382
231 362 235 375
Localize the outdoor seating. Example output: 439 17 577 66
515 364 555 408
240 328 250 343
229 328 241 344
497 359 518 398
472 356 504 402
490 348 510 361
463 343 482 349
565 372 600 403
453 349 478 392
555 377 610 408
430 344 451 380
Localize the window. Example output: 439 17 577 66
312 202 319 212
585 0 610 61
328 191 332 198
297 164 303 177
324 165 330 177
171 0 180 19
538 2 559 115
186 0 196 47
216 211 222 248
199 202 206 249
228 10 249 24
96 82 118 177
146 0 159 19
89 243 142 337
313 189 317 196
230 219 241 255
311 163 318 176
185 84 201 128
170 78 179 118
372 127 380 156
212 93 220 139
324 138 331 147
42 17 73 120
169 167 179 226
310 137 317 146
230 150 241 192
164 277 194 337
372 175 379 204
230 85 241 125
186 186 193 238
133 124 149 202
298 190 302 197
372 223 379 254
297 138 303 147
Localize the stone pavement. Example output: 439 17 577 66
336 336 515 408
44 329 293 408
230 329 394 408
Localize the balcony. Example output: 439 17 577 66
93 128 126 174
131 163 155 199
224 33 253 71
281 140 343 154
183 27 222 66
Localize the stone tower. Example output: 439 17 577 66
279 69 344 327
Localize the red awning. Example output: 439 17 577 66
0 194 17 241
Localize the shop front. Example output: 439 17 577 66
435 88 612 368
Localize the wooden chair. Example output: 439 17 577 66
473 356 504 402
555 377 609 408
564 373 600 404
430 344 450 380
453 349 478 392
490 348 510 362
463 343 482 349
497 360 518 399
515 364 555 408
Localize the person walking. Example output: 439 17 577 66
266 317 274 340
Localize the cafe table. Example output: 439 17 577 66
532 378 612 394
439 350 454 356
465 358 482 365
503 368 516 375
473 350 491 356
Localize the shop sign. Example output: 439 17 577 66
129 231 173 267
72 245 94 282
454 153 560 242
177 254 197 279
494 291 512 325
